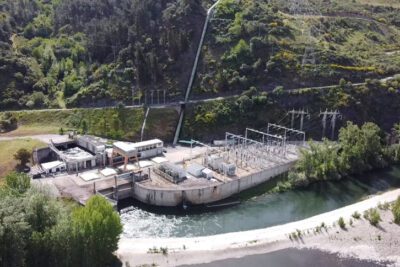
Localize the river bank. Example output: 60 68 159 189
179 248 389 267
117 188 400 266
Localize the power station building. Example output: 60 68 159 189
33 136 164 175
110 139 164 171
47 135 107 172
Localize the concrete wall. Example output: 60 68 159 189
140 147 163 159
133 161 296 207
33 147 56 164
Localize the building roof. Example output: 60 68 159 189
202 168 214 175
79 135 107 147
80 172 100 181
100 168 117 177
133 139 163 148
137 160 153 168
61 147 95 161
41 161 65 170
151 157 168 164
113 139 163 153
114 142 137 153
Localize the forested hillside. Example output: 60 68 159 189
0 0 400 110
0 0 209 109
193 0 400 96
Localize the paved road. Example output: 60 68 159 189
2 75 395 114
0 134 69 144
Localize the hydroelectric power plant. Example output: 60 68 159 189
30 124 305 208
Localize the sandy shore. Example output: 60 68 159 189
117 189 400 267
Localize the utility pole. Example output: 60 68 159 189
320 110 341 139
288 109 309 131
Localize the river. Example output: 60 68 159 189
178 248 389 267
120 167 400 238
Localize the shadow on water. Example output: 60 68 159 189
178 248 392 267
119 166 400 238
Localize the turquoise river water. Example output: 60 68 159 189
120 167 400 238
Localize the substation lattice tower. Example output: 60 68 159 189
222 125 305 170
224 129 284 170
288 109 310 131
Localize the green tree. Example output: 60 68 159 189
393 123 400 144
14 148 32 167
0 195 31 267
5 172 31 194
225 39 251 65
339 122 384 174
72 196 122 266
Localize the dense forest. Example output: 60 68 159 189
0 0 400 110
0 0 209 109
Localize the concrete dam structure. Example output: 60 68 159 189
99 126 303 207
132 161 296 207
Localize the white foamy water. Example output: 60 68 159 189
120 206 223 238
120 207 187 238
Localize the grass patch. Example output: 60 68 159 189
0 124 60 137
392 197 400 224
0 139 47 180
356 0 400 8
364 208 381 226
1 108 145 141
352 211 361 219
147 246 168 255
338 217 346 229
142 108 179 142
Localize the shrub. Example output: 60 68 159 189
364 208 381 226
352 211 361 219
5 172 31 194
378 202 390 210
296 229 302 238
14 148 32 167
338 217 346 229
392 197 400 224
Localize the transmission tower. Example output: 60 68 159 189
287 0 325 67
320 110 341 139
288 109 309 131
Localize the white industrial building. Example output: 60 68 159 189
111 139 164 171
41 160 66 174
48 135 107 172
38 136 164 175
